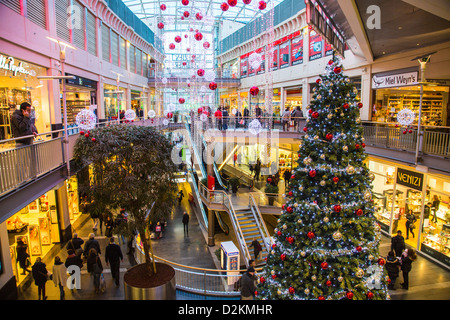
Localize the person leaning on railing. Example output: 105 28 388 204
11 102 38 147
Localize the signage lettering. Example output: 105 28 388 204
0 55 33 76
372 71 418 89
396 168 423 191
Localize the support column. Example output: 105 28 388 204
55 182 71 243
208 209 215 247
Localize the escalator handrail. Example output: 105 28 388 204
184 121 207 179
187 165 209 228
214 211 230 235
200 135 229 191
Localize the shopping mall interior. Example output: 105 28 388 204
0 0 450 303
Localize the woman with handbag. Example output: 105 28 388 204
16 239 31 275
87 248 103 294
52 256 67 300
32 257 49 300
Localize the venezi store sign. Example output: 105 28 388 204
396 168 424 191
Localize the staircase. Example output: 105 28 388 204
235 209 269 265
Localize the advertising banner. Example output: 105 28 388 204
309 29 323 61
291 35 304 65
279 42 290 69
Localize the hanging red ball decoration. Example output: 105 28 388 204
378 258 386 266
260 276 265 284
91 138 96 142
277 230 282 236
169 43 175 50
181 0 189 6
195 12 203 20
358 102 363 108
288 236 294 244
167 112 173 119
203 41 211 49
228 0 237 6
318 295 325 300
307 231 315 239
315 78 321 84
343 103 349 109
183 11 190 18
303 127 308 132
220 2 229 11
286 206 293 213
321 261 329 270
243 0 252 4
289 287 295 294
309 169 316 178
85 133 89 138
194 32 203 41
280 253 286 261
158 22 165 29
258 1 267 10
346 291 354 300
209 82 217 90
175 36 182 43
356 208 363 216
325 133 333 141
197 69 205 77
250 86 260 96
356 246 362 252
367 291 374 300
332 176 339 183
79 131 85 135
355 144 360 149
160 4 166 10
311 111 319 118
326 280 332 287
334 205 341 213
179 98 185 104
328 60 334 65
333 66 342 74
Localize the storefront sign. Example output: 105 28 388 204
309 30 323 61
0 55 33 76
291 35 303 65
396 168 423 191
372 71 419 89
240 56 248 78
65 74 97 89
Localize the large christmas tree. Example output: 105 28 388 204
256 57 389 300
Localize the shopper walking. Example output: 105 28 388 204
66 233 84 257
431 195 440 223
390 230 406 257
105 237 123 288
83 233 101 259
52 256 67 300
401 248 417 290
104 215 114 238
240 267 256 300
182 211 190 236
385 251 401 290
405 210 417 239
31 257 48 300
16 239 31 275
283 169 291 189
249 238 262 262
281 107 290 131
87 248 103 294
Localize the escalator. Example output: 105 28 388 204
214 211 230 235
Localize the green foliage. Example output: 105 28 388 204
74 125 178 274
256 58 389 300
264 184 279 194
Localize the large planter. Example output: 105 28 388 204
124 262 176 300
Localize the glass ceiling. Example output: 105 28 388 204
123 0 284 32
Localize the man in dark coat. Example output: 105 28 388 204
11 102 37 146
182 211 190 236
67 233 84 257
83 233 101 258
105 237 123 287
240 267 256 300
391 230 405 257
32 257 48 300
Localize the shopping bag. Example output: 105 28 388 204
100 274 106 293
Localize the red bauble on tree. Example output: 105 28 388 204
309 169 316 178
289 287 295 294
367 291 374 300
220 2 229 11
333 205 341 213
333 66 342 74
358 102 363 108
280 253 286 261
320 261 329 270
343 103 349 109
250 86 259 96
346 291 354 299
355 208 363 216
311 111 319 119
332 176 339 184
325 133 333 141
307 231 315 239
91 138 96 142
286 206 293 213
287 236 294 244
209 82 218 90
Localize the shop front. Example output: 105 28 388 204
2 175 83 286
368 157 450 268
62 74 98 125
371 68 449 126
0 53 51 142
104 84 126 121
131 90 144 120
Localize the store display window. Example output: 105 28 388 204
368 160 397 232
421 175 450 263
67 177 81 222
0 54 50 142
5 191 59 284
372 86 449 125
104 84 126 120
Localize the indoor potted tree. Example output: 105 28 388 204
74 125 178 300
